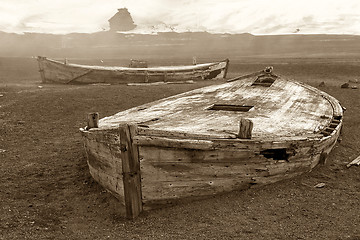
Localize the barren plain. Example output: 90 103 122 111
0 57 359 239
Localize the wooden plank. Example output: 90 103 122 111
138 143 315 206
134 135 216 150
141 178 253 207
139 145 314 164
82 137 125 203
138 146 258 163
119 124 143 219
137 127 236 140
265 161 312 175
223 59 230 78
84 138 120 175
66 70 94 84
81 129 122 154
134 134 317 152
88 164 125 204
294 80 344 117
140 161 270 183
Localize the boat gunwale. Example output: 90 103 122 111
80 117 342 148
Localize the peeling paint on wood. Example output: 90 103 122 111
80 67 344 218
119 124 142 219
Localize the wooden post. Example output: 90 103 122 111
87 113 99 129
238 118 253 139
37 56 46 83
192 56 197 65
164 71 167 82
223 59 230 79
144 71 149 83
119 123 142 219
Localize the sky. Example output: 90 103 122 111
0 0 360 35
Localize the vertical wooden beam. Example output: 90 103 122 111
223 59 230 79
144 71 149 83
37 56 46 83
238 118 253 139
87 113 99 129
119 123 142 219
164 71 167 82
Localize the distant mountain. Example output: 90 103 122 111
108 8 136 32
0 30 359 59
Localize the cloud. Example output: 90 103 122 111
0 0 121 33
123 0 360 34
0 0 359 34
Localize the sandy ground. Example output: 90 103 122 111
0 58 359 239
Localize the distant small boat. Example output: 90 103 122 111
80 67 344 218
37 56 229 84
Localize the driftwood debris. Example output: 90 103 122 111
347 155 360 168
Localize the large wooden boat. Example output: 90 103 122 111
37 56 229 84
80 67 344 218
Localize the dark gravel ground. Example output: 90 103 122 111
0 57 359 239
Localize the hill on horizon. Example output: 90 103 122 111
1 31 360 60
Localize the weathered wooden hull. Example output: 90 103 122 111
37 56 229 84
80 68 343 218
81 124 341 210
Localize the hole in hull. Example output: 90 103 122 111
260 148 290 160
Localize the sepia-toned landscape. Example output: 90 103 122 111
1 1 360 238
1 55 359 239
